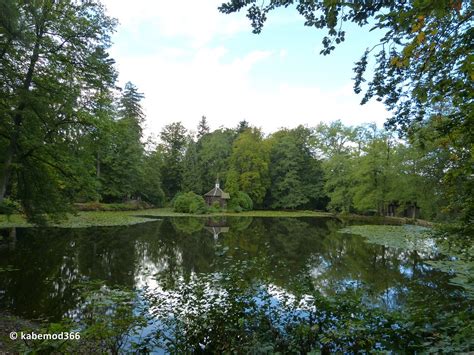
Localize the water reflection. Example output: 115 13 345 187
0 217 464 322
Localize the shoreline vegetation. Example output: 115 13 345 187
0 204 433 229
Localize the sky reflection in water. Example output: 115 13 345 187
0 217 463 322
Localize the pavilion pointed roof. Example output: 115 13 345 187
204 179 230 199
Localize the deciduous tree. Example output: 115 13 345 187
160 122 188 198
0 0 117 222
227 128 270 205
219 0 473 222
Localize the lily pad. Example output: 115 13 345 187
339 225 435 254
339 225 473 298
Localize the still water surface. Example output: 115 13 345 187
0 217 464 322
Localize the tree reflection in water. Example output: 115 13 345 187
0 218 471 352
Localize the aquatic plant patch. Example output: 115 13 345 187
340 225 474 299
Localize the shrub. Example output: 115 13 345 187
229 191 253 212
173 192 207 214
20 281 148 354
208 200 222 213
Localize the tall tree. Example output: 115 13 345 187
314 122 358 213
181 138 203 194
268 132 306 209
0 0 117 222
267 126 325 209
160 122 187 198
139 147 165 206
351 128 396 215
226 128 270 205
314 121 356 158
119 82 145 126
323 154 354 213
399 121 465 221
198 128 234 192
75 88 116 202
220 0 473 223
236 120 250 134
388 142 438 219
99 82 145 202
411 113 473 224
197 116 210 139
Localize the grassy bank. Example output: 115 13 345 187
0 208 432 229
0 208 335 228
0 208 185 228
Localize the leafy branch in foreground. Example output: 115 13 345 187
219 0 473 223
18 281 149 354
144 257 473 353
13 256 474 353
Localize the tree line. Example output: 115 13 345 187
218 1 472 228
139 115 461 222
0 0 471 225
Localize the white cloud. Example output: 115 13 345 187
102 0 390 138
114 47 387 136
254 83 389 130
102 0 249 47
113 47 272 133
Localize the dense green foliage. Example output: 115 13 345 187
268 126 325 209
0 0 117 223
0 100 469 221
219 0 473 225
226 128 270 204
0 0 470 226
160 122 188 198
0 0 164 223
1 1 472 353
228 191 253 212
314 120 457 220
173 192 207 214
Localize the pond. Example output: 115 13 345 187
0 217 472 352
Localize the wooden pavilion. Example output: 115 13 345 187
204 179 230 208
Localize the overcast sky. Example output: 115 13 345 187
102 1 390 137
